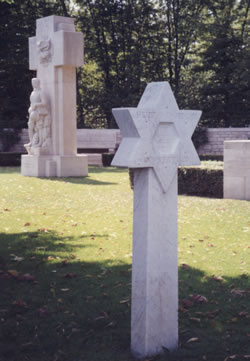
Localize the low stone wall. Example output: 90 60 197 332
198 128 250 155
8 129 122 154
4 128 250 156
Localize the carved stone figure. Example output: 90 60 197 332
25 78 51 155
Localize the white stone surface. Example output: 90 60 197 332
77 129 118 152
224 140 250 200
21 15 88 177
112 81 201 358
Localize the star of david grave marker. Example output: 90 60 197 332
111 82 201 358
21 15 88 177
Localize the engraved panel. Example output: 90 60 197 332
153 123 179 156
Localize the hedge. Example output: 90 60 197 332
129 161 223 198
102 153 115 166
178 166 223 198
0 153 22 166
200 154 223 162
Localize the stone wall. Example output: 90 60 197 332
8 129 122 153
198 128 250 155
4 128 250 156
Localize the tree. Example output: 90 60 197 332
75 0 167 128
0 0 70 150
197 0 250 127
160 0 208 99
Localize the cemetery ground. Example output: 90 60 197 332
0 166 249 361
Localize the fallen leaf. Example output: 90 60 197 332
224 356 237 361
191 294 208 304
37 307 49 317
186 337 199 344
60 259 69 267
206 309 220 318
211 275 225 283
120 299 130 304
39 228 48 233
0 273 12 279
4 208 10 212
61 288 70 292
12 300 27 308
189 317 201 323
63 273 77 279
105 321 116 327
238 311 248 317
17 273 35 282
94 315 106 321
181 263 190 270
8 269 19 277
10 255 24 262
24 222 31 226
230 288 246 297
7 270 35 282
181 299 194 308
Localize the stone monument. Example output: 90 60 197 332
111 82 201 358
224 140 250 200
21 15 88 177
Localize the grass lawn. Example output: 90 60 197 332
0 166 249 361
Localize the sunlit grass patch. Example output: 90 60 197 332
0 166 249 361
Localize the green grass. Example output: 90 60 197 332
0 167 249 361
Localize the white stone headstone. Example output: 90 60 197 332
111 81 201 358
224 140 250 200
21 15 88 177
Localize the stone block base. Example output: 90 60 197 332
21 154 88 177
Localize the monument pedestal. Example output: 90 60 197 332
21 154 88 177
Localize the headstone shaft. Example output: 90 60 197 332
21 15 88 177
111 82 201 358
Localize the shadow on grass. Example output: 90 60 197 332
0 166 127 186
0 231 249 361
0 166 21 174
89 166 127 174
44 177 118 186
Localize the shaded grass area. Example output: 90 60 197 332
0 167 250 361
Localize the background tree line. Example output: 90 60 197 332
0 0 249 149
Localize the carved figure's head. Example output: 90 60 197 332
32 78 40 89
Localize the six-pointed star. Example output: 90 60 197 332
111 82 201 193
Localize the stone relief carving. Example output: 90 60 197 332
37 39 53 65
25 78 51 155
